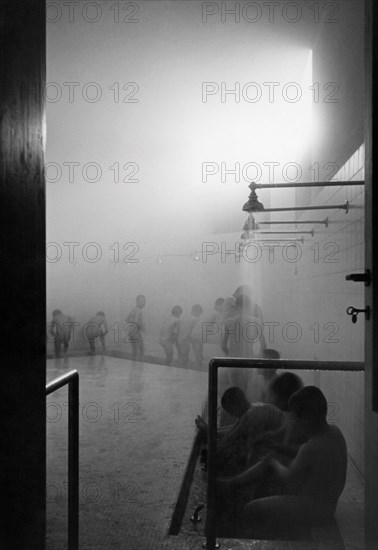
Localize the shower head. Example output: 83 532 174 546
242 183 265 213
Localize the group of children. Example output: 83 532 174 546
48 284 266 368
48 309 109 358
196 371 347 538
159 303 204 367
48 296 145 359
159 284 265 371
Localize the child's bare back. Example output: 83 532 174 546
242 386 347 535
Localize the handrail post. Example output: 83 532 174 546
68 372 79 550
46 370 79 550
205 360 218 549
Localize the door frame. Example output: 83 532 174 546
364 1 378 548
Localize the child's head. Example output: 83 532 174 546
288 386 328 434
267 372 304 411
52 309 62 317
171 305 183 318
136 295 146 308
221 386 249 418
258 349 280 379
191 304 203 317
235 294 252 313
96 311 105 318
233 285 252 299
263 348 280 360
214 298 225 312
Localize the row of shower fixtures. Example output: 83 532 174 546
155 179 365 263
240 180 364 243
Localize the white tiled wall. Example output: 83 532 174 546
279 144 365 476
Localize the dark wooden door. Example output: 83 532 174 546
0 0 46 547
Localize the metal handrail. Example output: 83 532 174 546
46 370 79 550
205 358 365 549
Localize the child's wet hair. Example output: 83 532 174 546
269 372 303 411
289 386 328 424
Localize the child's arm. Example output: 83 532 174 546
265 442 311 485
67 317 74 339
217 459 271 490
217 417 245 454
171 320 179 342
223 405 266 445
269 442 302 459
252 425 286 445
188 317 197 338
138 311 145 332
195 415 207 433
195 415 234 440
48 321 57 338
259 330 267 354
221 323 229 355
218 425 233 435
252 429 301 458
218 405 268 454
